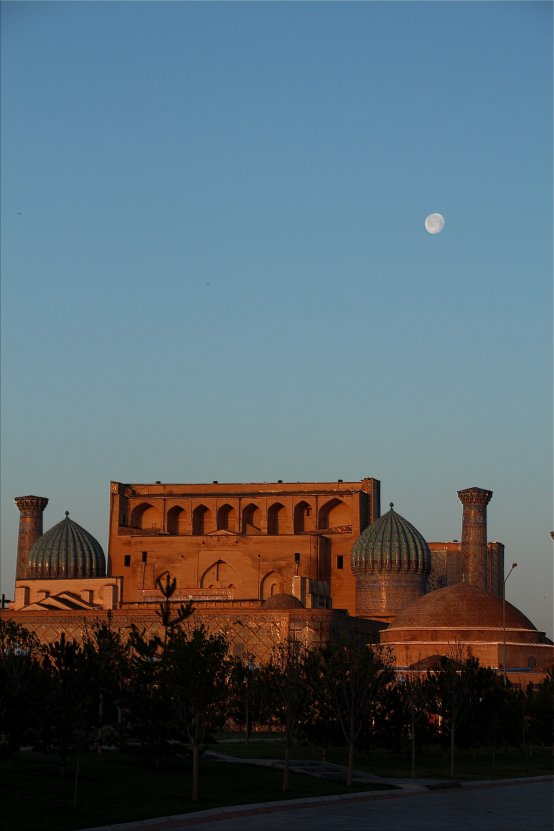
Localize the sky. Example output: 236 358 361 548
1 1 552 637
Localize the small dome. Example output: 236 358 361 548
387 583 537 632
351 504 431 576
25 512 106 579
262 593 304 610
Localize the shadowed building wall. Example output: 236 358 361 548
427 540 504 598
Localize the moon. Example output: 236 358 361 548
425 213 445 234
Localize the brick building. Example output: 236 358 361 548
106 478 380 612
4 478 553 679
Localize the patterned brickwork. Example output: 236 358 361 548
457 487 492 589
14 496 49 579
355 574 427 622
0 606 374 664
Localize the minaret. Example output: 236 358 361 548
457 487 492 590
14 495 49 579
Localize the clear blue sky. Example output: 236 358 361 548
1 1 552 636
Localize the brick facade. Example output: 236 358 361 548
1 605 379 664
108 478 380 615
458 487 493 589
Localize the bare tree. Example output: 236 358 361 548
397 671 431 778
155 571 194 647
429 653 483 777
327 637 394 787
266 638 312 792
164 624 231 802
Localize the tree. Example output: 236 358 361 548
0 618 43 752
123 574 194 763
326 637 394 787
155 571 194 648
525 668 554 746
454 664 508 768
40 633 90 776
396 671 432 778
164 624 231 802
428 654 493 777
265 638 313 792
228 654 264 744
300 647 341 761
81 614 129 750
124 624 169 764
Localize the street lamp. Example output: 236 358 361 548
502 562 518 686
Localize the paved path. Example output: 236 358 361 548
82 776 554 831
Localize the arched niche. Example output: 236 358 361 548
167 505 186 535
293 500 312 533
217 503 236 532
267 502 288 535
200 559 237 589
130 502 161 531
318 498 351 530
260 570 284 599
192 504 212 535
242 503 261 535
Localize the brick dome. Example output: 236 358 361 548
262 593 304 609
387 583 537 631
351 504 431 576
380 583 550 675
25 512 106 579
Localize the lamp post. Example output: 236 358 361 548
502 562 518 686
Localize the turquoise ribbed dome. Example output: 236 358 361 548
351 504 431 576
25 512 106 579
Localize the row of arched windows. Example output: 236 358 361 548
126 498 351 536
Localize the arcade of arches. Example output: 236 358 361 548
109 479 379 609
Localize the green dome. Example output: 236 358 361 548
25 512 106 579
351 504 431 577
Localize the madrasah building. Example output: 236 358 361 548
3 478 553 684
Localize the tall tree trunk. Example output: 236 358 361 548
347 711 355 787
282 737 290 793
192 739 199 802
347 740 355 788
245 685 250 746
97 691 104 753
411 718 416 778
450 721 455 777
73 748 81 813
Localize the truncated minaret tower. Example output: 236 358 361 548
14 495 49 579
457 487 492 590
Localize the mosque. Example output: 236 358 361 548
4 479 553 683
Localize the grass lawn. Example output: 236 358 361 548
2 739 552 831
0 749 383 831
214 735 554 780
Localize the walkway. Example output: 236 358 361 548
79 761 554 831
